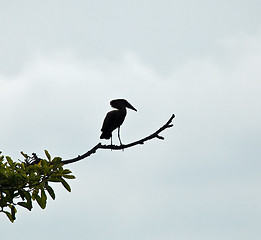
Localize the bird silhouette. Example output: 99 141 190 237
100 99 137 145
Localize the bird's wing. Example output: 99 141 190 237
101 110 119 132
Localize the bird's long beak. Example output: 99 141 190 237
126 102 137 111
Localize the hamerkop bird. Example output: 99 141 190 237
100 99 137 145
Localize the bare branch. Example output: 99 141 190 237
62 114 175 165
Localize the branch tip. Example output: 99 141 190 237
156 135 164 140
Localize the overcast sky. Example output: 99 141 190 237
1 1 261 239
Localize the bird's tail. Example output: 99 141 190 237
100 132 112 139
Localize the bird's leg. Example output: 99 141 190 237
118 127 122 145
118 127 124 151
110 136 112 151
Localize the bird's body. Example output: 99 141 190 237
100 99 137 144
100 108 127 139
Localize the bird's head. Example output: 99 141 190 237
110 99 137 111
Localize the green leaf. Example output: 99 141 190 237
46 186 56 200
4 211 14 223
52 157 62 162
35 194 46 209
44 150 51 161
17 202 32 211
6 156 14 168
32 189 39 200
0 196 8 207
17 190 33 211
61 179 71 192
41 188 47 204
18 190 25 201
10 205 16 220
62 174 76 179
20 151 29 158
62 169 72 174
48 178 62 182
23 191 32 210
41 159 48 168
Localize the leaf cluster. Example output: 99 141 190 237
0 150 75 222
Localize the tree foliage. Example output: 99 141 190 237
0 150 75 222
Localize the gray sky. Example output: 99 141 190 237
1 1 261 239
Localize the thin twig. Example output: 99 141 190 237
62 114 175 165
